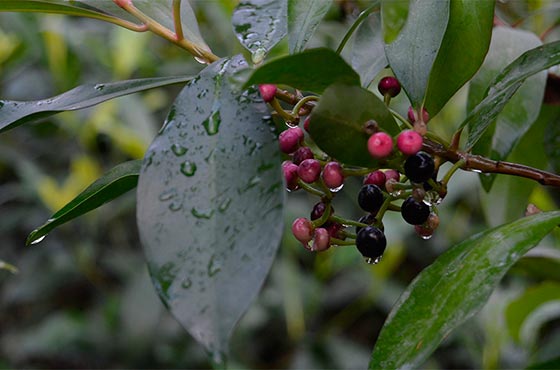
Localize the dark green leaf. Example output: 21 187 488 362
460 38 560 151
232 0 287 63
351 10 387 88
527 356 560 369
384 0 449 107
0 76 193 133
424 0 494 117
136 56 284 360
544 103 560 174
26 160 142 246
369 211 560 369
243 48 361 93
511 247 560 282
288 0 331 54
380 0 409 43
308 83 399 167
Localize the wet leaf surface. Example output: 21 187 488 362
351 11 387 88
287 0 330 54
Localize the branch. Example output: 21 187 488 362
423 139 560 187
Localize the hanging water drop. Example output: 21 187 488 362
329 184 344 193
194 56 210 65
30 234 47 245
365 255 382 264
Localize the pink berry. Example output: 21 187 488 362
378 77 401 97
303 116 311 132
407 106 430 123
312 228 331 252
397 130 423 156
322 161 344 189
384 169 400 183
298 159 322 183
367 132 393 159
279 127 304 154
363 170 386 187
292 217 314 245
292 146 314 165
282 160 299 191
325 222 344 240
258 84 277 103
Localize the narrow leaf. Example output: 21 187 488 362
351 10 387 88
244 48 361 93
308 83 399 167
424 0 494 117
137 56 283 360
461 39 560 150
0 260 18 274
232 0 287 63
384 0 449 107
370 211 560 369
27 160 142 246
0 76 192 133
288 0 331 54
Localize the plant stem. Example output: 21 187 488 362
270 98 297 122
330 237 356 246
330 215 368 228
423 139 560 187
335 2 380 54
172 0 184 41
292 95 319 116
297 180 325 197
441 159 465 186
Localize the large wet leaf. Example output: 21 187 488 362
351 10 387 88
424 0 494 117
380 0 409 43
461 38 560 151
369 211 560 369
26 160 141 247
384 0 449 107
0 76 192 133
244 48 360 93
136 56 283 361
287 0 331 54
232 0 287 63
308 83 399 167
465 27 546 191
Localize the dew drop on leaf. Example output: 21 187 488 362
202 110 221 135
180 161 197 177
171 144 188 156
94 84 105 91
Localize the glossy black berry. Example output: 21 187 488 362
401 196 430 225
404 151 435 183
310 202 333 221
356 226 387 259
355 213 377 234
358 184 384 213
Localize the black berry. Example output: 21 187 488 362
356 226 386 259
401 196 430 225
404 151 435 183
310 202 333 220
358 184 384 213
355 213 378 234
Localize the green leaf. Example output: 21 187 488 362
424 0 494 117
26 160 142 246
0 260 18 274
0 76 192 133
287 0 331 54
308 83 399 167
527 356 560 370
505 282 560 344
369 211 560 369
384 0 449 107
243 48 361 93
351 10 387 88
232 0 287 63
460 38 560 151
544 102 560 174
511 247 560 282
136 56 284 361
380 0 409 43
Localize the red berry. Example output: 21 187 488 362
312 228 331 252
279 127 304 154
298 159 321 183
292 146 314 165
397 129 423 156
292 217 314 245
378 77 401 97
303 116 311 132
322 161 344 189
367 132 393 159
363 170 386 187
384 169 400 183
407 106 430 123
258 84 277 103
325 222 344 239
282 161 299 191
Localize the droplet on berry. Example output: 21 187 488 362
292 217 314 245
322 161 344 190
397 129 423 156
367 132 393 159
292 146 314 165
356 226 386 260
279 127 304 154
363 170 386 187
312 228 330 252
378 77 401 97
298 158 321 183
404 151 435 183
259 84 277 103
401 196 430 225
358 184 384 213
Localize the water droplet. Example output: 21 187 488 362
207 255 221 277
158 189 176 201
202 110 221 136
218 198 232 213
168 201 182 212
389 190 403 197
251 48 267 64
247 176 261 188
94 83 105 91
191 207 214 219
171 144 188 156
194 56 210 65
285 121 299 128
420 234 433 240
180 161 197 177
365 255 382 264
329 184 344 193
30 235 47 245
181 278 192 289
470 169 482 174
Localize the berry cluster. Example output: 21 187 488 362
261 77 447 264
